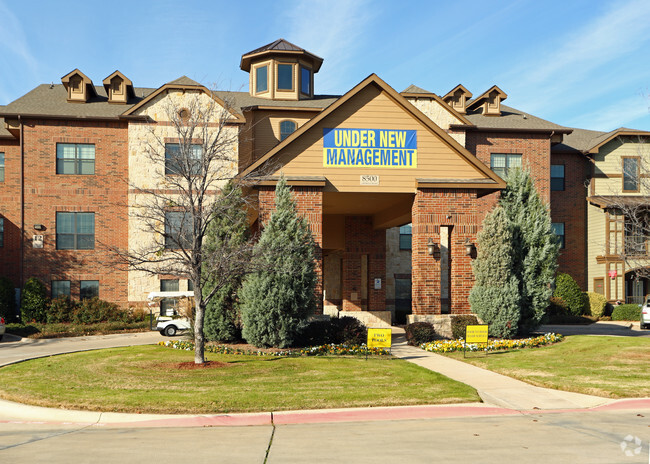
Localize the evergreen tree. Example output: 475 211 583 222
20 277 49 323
469 206 522 338
240 177 317 348
499 168 559 333
202 181 248 342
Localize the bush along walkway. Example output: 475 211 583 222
390 330 609 411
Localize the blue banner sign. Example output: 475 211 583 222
323 128 417 168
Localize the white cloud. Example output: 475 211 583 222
501 0 650 116
280 0 376 93
567 94 650 132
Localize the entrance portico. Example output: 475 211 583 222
243 74 505 325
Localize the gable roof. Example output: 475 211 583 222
239 73 506 190
121 79 245 123
442 84 472 100
102 70 135 98
60 68 98 98
460 104 572 133
401 84 434 94
240 38 324 72
466 85 507 110
584 127 650 154
167 75 201 86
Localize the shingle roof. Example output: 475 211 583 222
243 38 305 56
212 91 339 116
0 84 155 119
167 76 201 86
461 104 571 132
552 128 607 153
401 84 434 94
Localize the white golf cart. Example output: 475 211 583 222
147 291 194 337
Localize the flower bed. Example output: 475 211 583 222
158 340 390 357
420 333 564 353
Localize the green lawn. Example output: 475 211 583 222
447 335 650 398
0 345 479 413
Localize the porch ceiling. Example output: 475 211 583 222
323 192 414 229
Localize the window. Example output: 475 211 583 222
490 153 522 178
551 222 565 249
255 65 268 93
56 212 95 250
0 218 3 247
277 64 293 90
165 143 202 175
160 279 179 316
52 280 71 299
280 120 297 141
165 211 193 249
623 157 639 192
300 66 311 94
0 152 4 182
625 217 649 256
187 279 193 291
80 280 99 299
551 164 565 191
399 224 412 250
56 143 95 175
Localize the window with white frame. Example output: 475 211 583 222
490 153 522 178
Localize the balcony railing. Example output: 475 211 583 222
625 295 645 305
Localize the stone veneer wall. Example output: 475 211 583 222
127 89 239 304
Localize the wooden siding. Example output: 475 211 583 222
271 85 489 193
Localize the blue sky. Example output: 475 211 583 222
1 0 649 132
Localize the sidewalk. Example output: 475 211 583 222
390 328 610 410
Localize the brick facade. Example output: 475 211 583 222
0 138 21 286
466 131 551 220
20 119 129 305
550 152 590 289
411 188 478 315
258 184 323 313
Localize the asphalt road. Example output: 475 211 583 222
1 408 649 463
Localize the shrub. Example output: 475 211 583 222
240 177 317 348
546 296 568 316
20 278 49 323
611 304 642 321
331 316 367 345
297 319 335 347
451 315 479 340
553 273 589 316
0 276 16 322
47 297 75 324
73 297 121 324
586 292 608 318
405 322 436 346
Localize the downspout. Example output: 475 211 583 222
19 116 24 289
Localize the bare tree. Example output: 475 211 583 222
115 87 260 364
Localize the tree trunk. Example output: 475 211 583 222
194 293 206 364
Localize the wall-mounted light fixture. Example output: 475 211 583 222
33 224 45 231
427 238 437 256
464 238 475 257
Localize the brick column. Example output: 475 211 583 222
341 216 386 312
258 185 324 314
411 188 478 315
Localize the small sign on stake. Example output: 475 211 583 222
367 328 392 359
464 324 488 358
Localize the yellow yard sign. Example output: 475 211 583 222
465 325 488 344
367 328 392 348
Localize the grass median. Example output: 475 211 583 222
446 335 650 398
0 345 479 414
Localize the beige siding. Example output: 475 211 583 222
274 85 487 193
587 203 606 293
593 140 650 196
405 97 466 146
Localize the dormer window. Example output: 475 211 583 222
111 77 123 95
280 120 297 141
466 85 507 116
442 84 472 114
300 66 311 95
102 71 134 104
277 64 293 91
61 69 97 103
70 76 82 93
255 65 268 93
